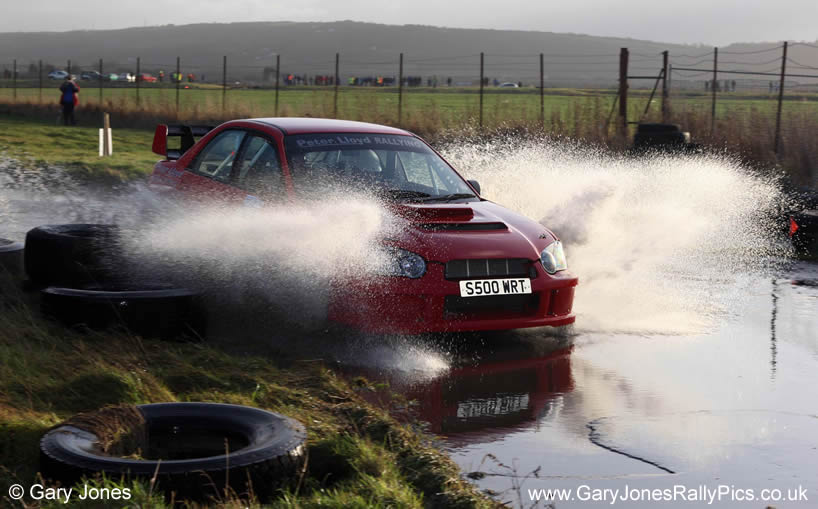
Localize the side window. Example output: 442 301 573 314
235 135 284 199
398 152 436 190
191 130 245 183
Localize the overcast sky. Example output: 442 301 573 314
3 0 815 46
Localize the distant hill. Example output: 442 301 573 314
0 21 813 87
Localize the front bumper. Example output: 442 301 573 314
327 261 578 334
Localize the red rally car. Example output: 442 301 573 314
149 118 578 333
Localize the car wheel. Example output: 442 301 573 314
24 224 122 286
0 238 24 277
40 403 307 501
41 283 206 340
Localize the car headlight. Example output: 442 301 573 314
376 248 427 278
540 241 568 274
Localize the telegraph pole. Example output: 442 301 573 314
774 41 788 155
334 52 340 118
618 48 629 135
398 52 404 124
540 53 545 129
661 50 669 122
275 54 280 116
710 48 719 136
479 52 484 127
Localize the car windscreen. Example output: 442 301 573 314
284 133 476 202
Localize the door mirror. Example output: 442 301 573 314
467 179 481 195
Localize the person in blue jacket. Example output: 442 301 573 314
58 76 80 126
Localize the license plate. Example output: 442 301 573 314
459 278 532 297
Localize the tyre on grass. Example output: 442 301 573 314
40 403 307 502
24 224 123 286
41 283 206 340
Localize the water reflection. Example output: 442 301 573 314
421 263 818 507
405 346 573 439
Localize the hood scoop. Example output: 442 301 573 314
395 205 475 222
417 222 508 231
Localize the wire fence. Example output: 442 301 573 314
0 45 817 136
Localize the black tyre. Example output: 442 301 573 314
0 238 25 277
25 224 122 286
636 123 681 134
633 131 688 149
40 403 306 502
41 283 206 340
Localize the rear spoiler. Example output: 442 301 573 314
152 124 215 160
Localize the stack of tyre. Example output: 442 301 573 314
631 123 701 154
15 224 205 340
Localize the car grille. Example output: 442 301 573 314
444 258 535 280
444 294 540 318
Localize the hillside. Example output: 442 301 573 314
0 21 814 86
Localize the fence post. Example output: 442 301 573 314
540 53 545 129
334 52 339 119
136 56 141 107
175 56 180 118
398 52 404 124
67 59 71 77
618 47 629 135
103 112 111 156
774 41 788 156
98 58 103 106
710 48 719 136
38 59 43 103
661 50 669 122
275 54 280 116
222 55 227 114
479 52 484 128
12 59 16 103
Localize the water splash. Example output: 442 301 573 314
442 139 789 334
1 140 792 339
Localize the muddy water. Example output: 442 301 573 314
380 262 816 507
2 147 815 507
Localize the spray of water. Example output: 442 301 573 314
1 140 792 349
442 138 789 333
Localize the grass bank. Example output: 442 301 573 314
0 276 497 508
0 116 156 182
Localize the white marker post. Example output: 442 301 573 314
98 112 113 157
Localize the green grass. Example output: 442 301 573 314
1 83 816 186
0 276 496 508
3 84 818 128
0 116 156 181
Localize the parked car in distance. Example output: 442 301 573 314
107 73 119 81
499 82 519 88
148 118 578 334
118 73 136 83
137 73 158 83
48 70 68 80
80 71 102 81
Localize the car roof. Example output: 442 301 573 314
248 118 413 136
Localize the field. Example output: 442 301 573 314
1 83 817 186
4 82 818 127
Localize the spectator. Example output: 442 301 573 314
58 76 79 126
